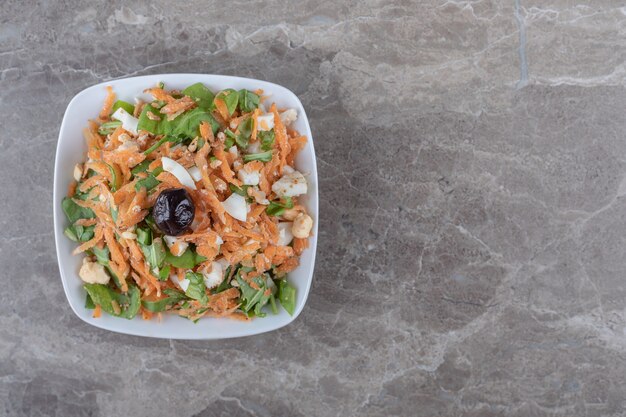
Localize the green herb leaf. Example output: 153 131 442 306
92 246 110 266
111 100 135 115
64 227 78 242
164 247 206 269
131 160 151 176
265 197 294 216
136 227 152 246
137 104 170 135
62 197 95 223
158 264 171 281
105 163 119 192
185 272 208 305
105 265 123 290
235 117 253 149
83 284 141 319
238 89 260 113
134 174 160 192
224 129 236 149
85 293 95 309
172 107 220 138
212 266 232 294
259 130 275 151
215 89 239 115
141 288 186 313
98 120 122 135
229 183 249 197
140 237 166 272
278 279 296 316
182 82 215 109
243 150 273 163
236 274 271 316
269 293 278 314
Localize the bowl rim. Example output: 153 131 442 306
53 73 318 339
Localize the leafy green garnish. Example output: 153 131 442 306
141 288 186 313
265 197 294 216
185 272 208 305
243 150 273 163
236 274 271 317
215 89 239 115
229 183 249 197
134 165 164 192
105 265 123 290
182 82 215 109
137 104 169 135
105 163 119 192
111 100 135 115
136 227 152 246
171 107 220 138
142 133 185 156
64 224 94 243
85 293 95 309
98 121 122 135
131 160 151 176
224 129 236 149
140 237 166 272
158 264 171 281
62 197 95 223
269 293 278 314
135 174 160 192
92 246 110 266
259 130 275 151
111 207 119 223
212 266 232 294
278 279 296 316
164 247 206 269
83 284 141 319
235 117 253 149
238 89 260 113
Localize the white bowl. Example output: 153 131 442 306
53 74 318 339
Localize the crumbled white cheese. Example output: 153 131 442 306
170 273 190 292
271 170 308 197
221 193 248 222
188 166 202 182
280 109 298 125
161 157 197 190
257 114 275 132
246 141 262 154
237 168 260 186
73 164 83 182
79 258 110 284
111 108 139 135
277 222 294 246
163 235 189 256
201 261 224 289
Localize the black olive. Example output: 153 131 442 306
153 188 195 236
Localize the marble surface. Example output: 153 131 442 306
1 1 626 416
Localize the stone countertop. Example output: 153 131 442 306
2 1 626 416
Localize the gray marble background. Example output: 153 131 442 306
2 1 626 416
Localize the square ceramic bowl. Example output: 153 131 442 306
53 74 318 339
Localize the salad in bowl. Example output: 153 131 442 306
59 79 314 326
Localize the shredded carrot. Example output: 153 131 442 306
99 86 115 120
251 108 261 142
271 104 291 174
93 304 102 318
214 97 231 122
68 181 77 197
213 145 241 186
293 237 309 255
